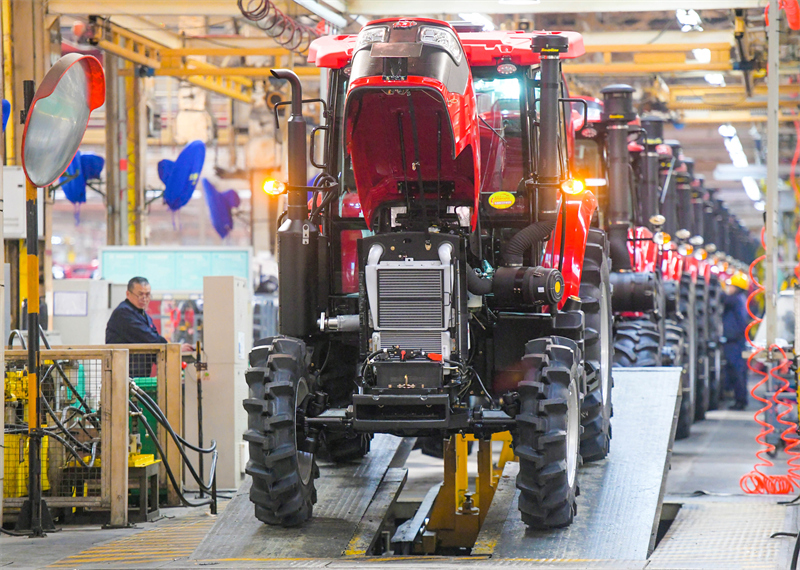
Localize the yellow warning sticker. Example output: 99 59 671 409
488 191 515 210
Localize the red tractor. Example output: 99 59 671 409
576 105 701 439
572 86 664 370
243 20 614 529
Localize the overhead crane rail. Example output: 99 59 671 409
88 17 320 103
566 41 733 74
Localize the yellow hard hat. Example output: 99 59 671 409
727 271 749 291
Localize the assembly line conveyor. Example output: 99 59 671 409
192 367 681 564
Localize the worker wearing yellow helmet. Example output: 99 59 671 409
722 271 750 410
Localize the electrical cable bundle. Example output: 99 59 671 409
129 382 218 509
237 0 319 54
740 229 800 494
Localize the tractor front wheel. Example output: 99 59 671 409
515 336 583 529
579 229 614 462
243 337 319 527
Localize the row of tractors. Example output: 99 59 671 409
241 19 757 538
572 86 756 440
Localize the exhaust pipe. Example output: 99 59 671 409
532 34 569 219
271 69 319 337
640 115 664 229
601 84 636 271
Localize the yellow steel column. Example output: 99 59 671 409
125 65 144 245
455 434 469 508
1 0 13 165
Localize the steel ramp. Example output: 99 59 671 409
191 434 410 561
474 366 681 561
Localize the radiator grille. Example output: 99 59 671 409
377 268 444 329
379 331 444 353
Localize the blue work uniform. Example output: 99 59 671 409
722 290 750 408
105 299 167 377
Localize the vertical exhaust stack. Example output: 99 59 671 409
662 140 683 237
691 176 706 246
675 157 695 238
271 69 319 337
601 84 636 271
532 34 569 219
640 115 665 230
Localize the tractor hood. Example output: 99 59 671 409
344 18 480 229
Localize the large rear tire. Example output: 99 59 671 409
678 275 697 431
579 229 614 462
515 336 583 529
664 321 692 440
694 280 710 421
243 337 319 527
613 319 662 367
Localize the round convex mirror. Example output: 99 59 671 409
21 53 105 187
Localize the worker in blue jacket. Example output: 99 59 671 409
106 276 192 376
722 271 750 410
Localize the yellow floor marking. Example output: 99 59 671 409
47 506 222 568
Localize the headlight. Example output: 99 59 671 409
678 243 694 256
354 26 388 53
560 179 584 195
694 248 707 261
653 231 671 245
419 26 462 64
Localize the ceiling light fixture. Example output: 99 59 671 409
718 124 763 204
692 48 711 64
704 73 726 86
457 12 495 31
676 9 703 32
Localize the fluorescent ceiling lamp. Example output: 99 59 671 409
719 123 762 202
292 0 347 28
676 9 703 32
499 0 540 4
692 48 711 64
458 12 495 31
704 73 726 86
742 176 761 201
354 15 369 26
754 200 766 211
718 124 737 138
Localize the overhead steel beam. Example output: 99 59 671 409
678 110 800 123
670 99 800 110
564 41 733 75
565 61 731 75
48 1 246 16
581 30 734 47
345 0 762 15
48 0 762 16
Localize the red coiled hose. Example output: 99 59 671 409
740 229 800 493
771 347 800 484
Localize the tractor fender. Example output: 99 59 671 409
543 190 598 307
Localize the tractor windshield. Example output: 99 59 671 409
574 138 605 186
473 76 525 195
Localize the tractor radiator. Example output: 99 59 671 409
377 268 445 330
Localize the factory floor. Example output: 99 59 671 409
0 391 797 569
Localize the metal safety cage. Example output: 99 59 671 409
3 348 130 527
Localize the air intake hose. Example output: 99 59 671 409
466 265 493 295
502 220 556 266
